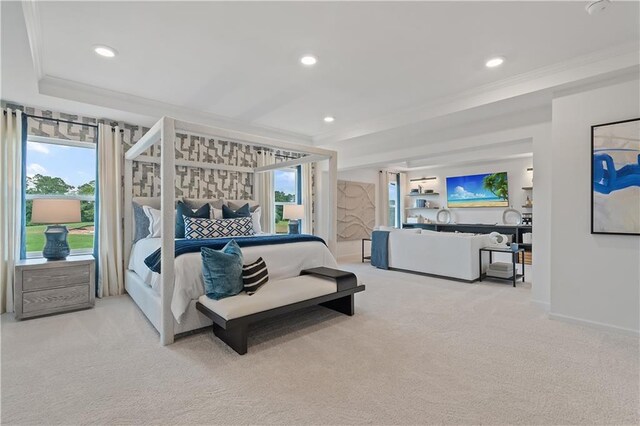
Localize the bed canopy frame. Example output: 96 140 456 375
123 116 337 345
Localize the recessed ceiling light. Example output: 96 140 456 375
485 57 504 68
323 116 335 123
93 45 117 58
300 55 317 66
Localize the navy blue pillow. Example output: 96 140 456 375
201 240 244 300
176 201 210 238
222 203 250 219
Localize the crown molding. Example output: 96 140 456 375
21 0 43 80
314 42 640 146
38 75 313 145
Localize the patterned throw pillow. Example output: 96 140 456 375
242 257 269 295
184 216 255 239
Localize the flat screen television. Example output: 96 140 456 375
446 172 509 208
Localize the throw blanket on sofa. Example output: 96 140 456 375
371 230 390 270
144 234 326 273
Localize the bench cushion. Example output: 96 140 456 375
198 275 337 320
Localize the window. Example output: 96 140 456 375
25 137 96 257
274 167 300 234
388 173 401 228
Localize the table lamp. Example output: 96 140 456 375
283 204 304 234
31 198 81 260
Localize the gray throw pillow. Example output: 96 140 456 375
228 201 259 212
133 202 150 243
183 198 225 210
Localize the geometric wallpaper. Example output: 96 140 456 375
5 102 312 203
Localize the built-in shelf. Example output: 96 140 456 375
406 207 439 210
522 186 533 190
407 193 439 196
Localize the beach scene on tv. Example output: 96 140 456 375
446 172 510 208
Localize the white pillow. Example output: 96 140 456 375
211 207 223 219
251 207 262 234
142 205 162 238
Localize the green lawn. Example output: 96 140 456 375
275 220 289 234
26 222 94 253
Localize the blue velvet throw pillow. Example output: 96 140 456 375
176 201 210 238
201 240 244 300
222 203 250 219
132 202 150 243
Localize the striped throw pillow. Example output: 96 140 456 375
242 257 269 295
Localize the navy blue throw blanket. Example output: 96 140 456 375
370 230 390 269
144 234 326 273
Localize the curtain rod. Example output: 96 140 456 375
4 110 99 130
256 150 299 160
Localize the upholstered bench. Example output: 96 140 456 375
196 268 365 354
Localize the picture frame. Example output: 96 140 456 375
591 117 640 235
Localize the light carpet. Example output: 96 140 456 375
1 262 638 425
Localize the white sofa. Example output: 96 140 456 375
386 229 491 281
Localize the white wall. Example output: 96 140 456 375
405 157 534 225
532 124 553 309
336 168 380 259
550 79 640 333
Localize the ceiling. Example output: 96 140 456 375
2 1 639 166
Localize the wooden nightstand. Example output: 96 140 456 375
14 255 95 320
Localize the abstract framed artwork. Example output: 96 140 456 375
337 180 375 241
591 118 640 235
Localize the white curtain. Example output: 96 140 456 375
0 109 23 313
97 124 124 297
301 162 314 234
378 169 390 227
256 151 275 234
398 172 407 227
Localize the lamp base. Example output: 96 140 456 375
288 220 300 235
43 225 70 260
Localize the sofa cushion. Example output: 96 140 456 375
198 274 337 320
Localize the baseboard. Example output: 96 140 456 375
530 299 550 311
548 312 639 336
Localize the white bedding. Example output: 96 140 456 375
128 237 338 323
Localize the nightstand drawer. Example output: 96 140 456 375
22 285 90 314
22 264 91 291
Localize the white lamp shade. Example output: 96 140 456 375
31 199 82 224
283 204 304 220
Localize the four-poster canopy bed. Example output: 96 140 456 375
123 116 341 346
